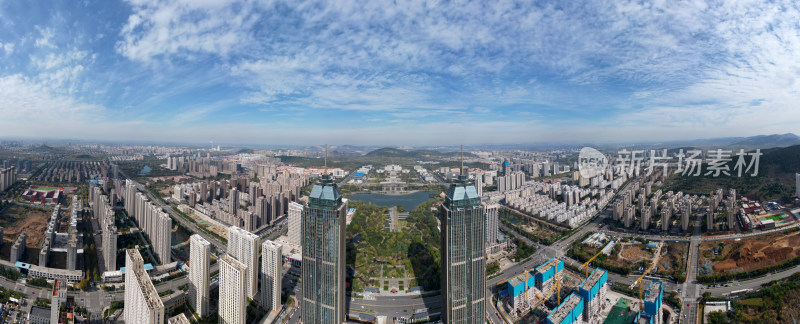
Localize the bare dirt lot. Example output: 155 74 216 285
0 204 50 248
619 244 653 263
655 241 688 278
700 230 800 274
520 222 563 240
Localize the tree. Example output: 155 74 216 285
486 261 500 276
76 279 90 291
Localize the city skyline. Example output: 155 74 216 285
1 1 800 323
1 1 800 144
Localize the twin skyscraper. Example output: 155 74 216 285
301 164 486 322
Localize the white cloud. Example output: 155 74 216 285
0 74 102 119
0 42 13 54
2 0 798 144
117 0 260 63
34 26 56 48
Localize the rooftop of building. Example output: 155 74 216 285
127 249 164 310
509 274 526 287
220 254 248 272
168 314 191 324
190 234 211 245
535 257 561 274
229 226 259 239
262 240 282 249
548 293 581 324
580 268 606 291
445 177 480 208
635 313 653 324
645 281 662 303
308 175 342 208
29 306 50 319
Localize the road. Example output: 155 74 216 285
125 177 228 254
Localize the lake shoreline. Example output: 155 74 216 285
346 191 437 211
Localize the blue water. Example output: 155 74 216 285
347 191 437 211
138 165 151 176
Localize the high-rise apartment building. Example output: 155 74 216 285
10 232 26 264
219 254 247 324
707 199 715 232
229 188 239 217
189 234 211 317
125 180 172 263
261 240 283 313
485 203 499 244
641 205 651 231
125 179 137 217
301 175 347 323
124 249 165 324
103 225 117 271
288 201 303 246
682 202 692 232
227 226 260 298
0 166 16 192
126 183 172 264
440 174 486 323
66 233 77 270
796 173 800 198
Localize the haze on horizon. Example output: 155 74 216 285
1 0 799 145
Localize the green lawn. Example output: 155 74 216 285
763 214 788 221
347 198 442 292
32 186 60 192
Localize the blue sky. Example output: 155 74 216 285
1 0 799 145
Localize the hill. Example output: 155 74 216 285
662 144 800 201
365 147 477 159
729 133 800 149
658 133 800 150
365 147 414 157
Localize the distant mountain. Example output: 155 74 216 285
365 147 476 159
365 147 412 157
664 143 800 201
728 133 800 149
659 133 800 150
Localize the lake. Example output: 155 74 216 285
138 165 151 176
347 191 437 211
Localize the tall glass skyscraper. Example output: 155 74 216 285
301 175 347 323
441 174 487 323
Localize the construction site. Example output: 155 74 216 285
501 209 568 243
498 240 671 324
654 241 688 280
569 233 657 275
699 229 800 275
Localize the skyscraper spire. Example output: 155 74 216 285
303 144 346 323
441 144 486 323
